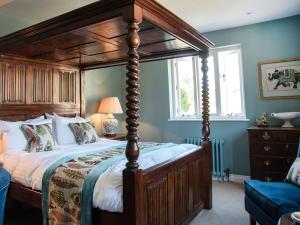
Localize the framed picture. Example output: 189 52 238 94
258 58 300 99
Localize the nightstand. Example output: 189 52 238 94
102 133 126 141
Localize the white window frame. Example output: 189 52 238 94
169 57 201 119
168 44 247 121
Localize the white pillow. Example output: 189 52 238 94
27 115 45 122
0 118 52 153
54 115 87 145
45 113 55 119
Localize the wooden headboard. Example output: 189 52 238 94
0 55 85 121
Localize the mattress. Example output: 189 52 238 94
0 139 198 213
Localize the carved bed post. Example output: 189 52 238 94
125 18 141 170
200 52 210 141
199 52 212 209
122 5 144 225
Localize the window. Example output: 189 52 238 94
168 44 246 121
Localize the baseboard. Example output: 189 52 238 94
230 174 250 183
212 174 250 184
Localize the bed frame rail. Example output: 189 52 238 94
123 142 212 225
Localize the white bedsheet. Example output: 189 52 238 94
0 139 198 212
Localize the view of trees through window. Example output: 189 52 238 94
169 44 245 120
176 57 196 116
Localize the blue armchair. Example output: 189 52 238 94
244 141 300 225
0 167 10 225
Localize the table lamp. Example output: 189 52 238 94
98 97 123 137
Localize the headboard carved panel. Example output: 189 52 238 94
57 70 79 104
0 55 84 121
0 62 26 104
30 66 53 104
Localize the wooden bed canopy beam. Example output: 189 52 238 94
0 0 214 69
136 0 213 52
83 49 199 70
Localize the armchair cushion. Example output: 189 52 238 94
0 167 10 225
286 157 300 187
0 167 10 192
245 180 300 220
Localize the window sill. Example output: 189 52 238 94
168 118 250 122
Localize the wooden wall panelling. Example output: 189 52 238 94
190 160 203 211
140 148 208 225
174 165 189 225
53 68 80 105
0 61 26 104
145 176 168 225
0 55 83 120
26 65 54 104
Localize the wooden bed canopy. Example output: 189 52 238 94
0 0 214 225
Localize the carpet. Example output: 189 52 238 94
190 181 248 225
4 181 248 225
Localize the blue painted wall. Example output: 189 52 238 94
0 13 33 36
85 67 125 133
85 15 300 175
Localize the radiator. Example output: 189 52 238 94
186 137 225 181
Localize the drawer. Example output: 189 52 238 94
251 155 294 173
250 143 298 157
251 171 286 182
248 130 300 143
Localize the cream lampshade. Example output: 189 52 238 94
98 97 123 136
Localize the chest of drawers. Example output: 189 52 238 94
248 126 300 182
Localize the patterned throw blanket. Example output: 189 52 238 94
42 142 176 225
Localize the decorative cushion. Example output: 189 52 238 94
286 157 300 186
21 123 56 152
244 180 300 220
0 116 47 153
69 122 99 145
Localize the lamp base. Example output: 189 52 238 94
103 114 119 136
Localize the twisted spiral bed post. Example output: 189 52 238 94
200 52 212 209
200 52 210 141
125 19 141 170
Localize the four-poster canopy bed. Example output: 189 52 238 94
0 0 214 224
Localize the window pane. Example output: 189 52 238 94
218 50 243 116
176 57 196 116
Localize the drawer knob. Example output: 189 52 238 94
264 146 271 152
285 144 289 149
262 132 271 141
264 160 271 166
264 176 272 182
286 158 291 164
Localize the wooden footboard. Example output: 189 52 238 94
7 142 211 225
123 141 212 225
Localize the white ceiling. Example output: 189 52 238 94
157 0 300 32
0 0 299 32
